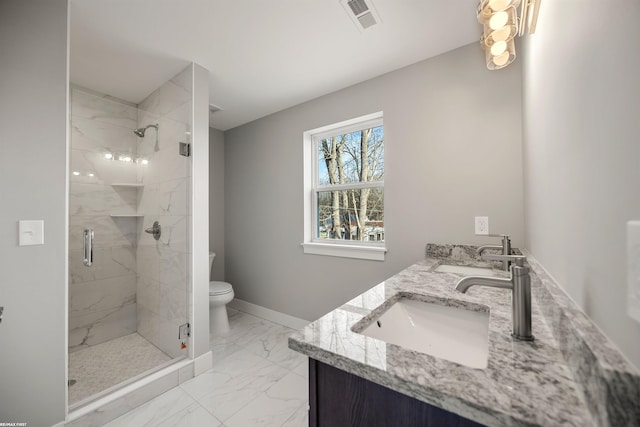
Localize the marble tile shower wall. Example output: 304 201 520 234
136 67 192 359
69 89 140 352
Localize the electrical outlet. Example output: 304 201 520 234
475 216 489 235
628 221 640 323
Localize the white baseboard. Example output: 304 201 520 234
228 299 311 330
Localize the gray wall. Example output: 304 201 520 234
209 128 225 281
0 0 68 425
522 0 640 369
225 43 524 321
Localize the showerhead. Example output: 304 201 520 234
133 124 158 138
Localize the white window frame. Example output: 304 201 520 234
302 111 386 261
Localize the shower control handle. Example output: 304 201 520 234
145 221 161 240
83 229 94 267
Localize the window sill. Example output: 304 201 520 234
302 242 386 261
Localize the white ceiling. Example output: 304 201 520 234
70 0 480 130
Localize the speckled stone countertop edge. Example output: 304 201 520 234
523 250 640 426
289 245 594 427
287 336 513 427
524 250 639 373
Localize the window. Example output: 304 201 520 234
303 112 386 261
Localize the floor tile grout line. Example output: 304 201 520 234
178 382 229 423
182 352 292 423
203 312 307 424
280 400 309 427
188 391 225 426
100 308 309 426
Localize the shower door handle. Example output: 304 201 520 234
83 229 94 267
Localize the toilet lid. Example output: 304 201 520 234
209 281 233 296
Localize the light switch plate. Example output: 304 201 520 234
18 220 44 246
628 221 640 323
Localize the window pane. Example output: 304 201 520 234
316 187 384 242
317 126 384 186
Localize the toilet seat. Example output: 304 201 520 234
209 280 233 296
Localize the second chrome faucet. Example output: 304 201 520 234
476 234 511 270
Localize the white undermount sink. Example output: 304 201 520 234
356 296 489 369
434 264 499 277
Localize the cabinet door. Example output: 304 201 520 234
309 359 484 427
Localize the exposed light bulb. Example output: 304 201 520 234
88 173 95 177
123 156 132 163
72 171 80 176
493 51 510 67
479 0 529 70
488 0 514 11
141 159 149 165
104 153 113 160
491 26 512 42
489 11 508 30
491 40 507 56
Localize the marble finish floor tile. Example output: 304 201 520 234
242 323 307 371
155 402 222 427
69 332 172 405
181 348 290 421
103 387 199 427
281 405 309 427
210 338 244 363
225 371 308 427
103 310 310 426
212 309 306 371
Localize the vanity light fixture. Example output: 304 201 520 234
477 0 541 70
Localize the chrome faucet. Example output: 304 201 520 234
476 234 511 271
456 254 534 341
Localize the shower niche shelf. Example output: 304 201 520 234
111 183 144 188
110 183 144 218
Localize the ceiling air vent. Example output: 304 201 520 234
341 0 381 31
347 0 369 16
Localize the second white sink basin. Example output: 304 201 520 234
356 296 489 369
434 264 498 277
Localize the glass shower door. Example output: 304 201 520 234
68 68 192 406
135 100 192 363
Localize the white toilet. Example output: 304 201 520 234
208 252 234 334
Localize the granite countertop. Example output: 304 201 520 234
288 247 594 426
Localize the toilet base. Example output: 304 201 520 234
210 305 230 334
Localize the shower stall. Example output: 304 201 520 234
68 67 193 407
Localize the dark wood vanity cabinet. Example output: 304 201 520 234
308 359 484 427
